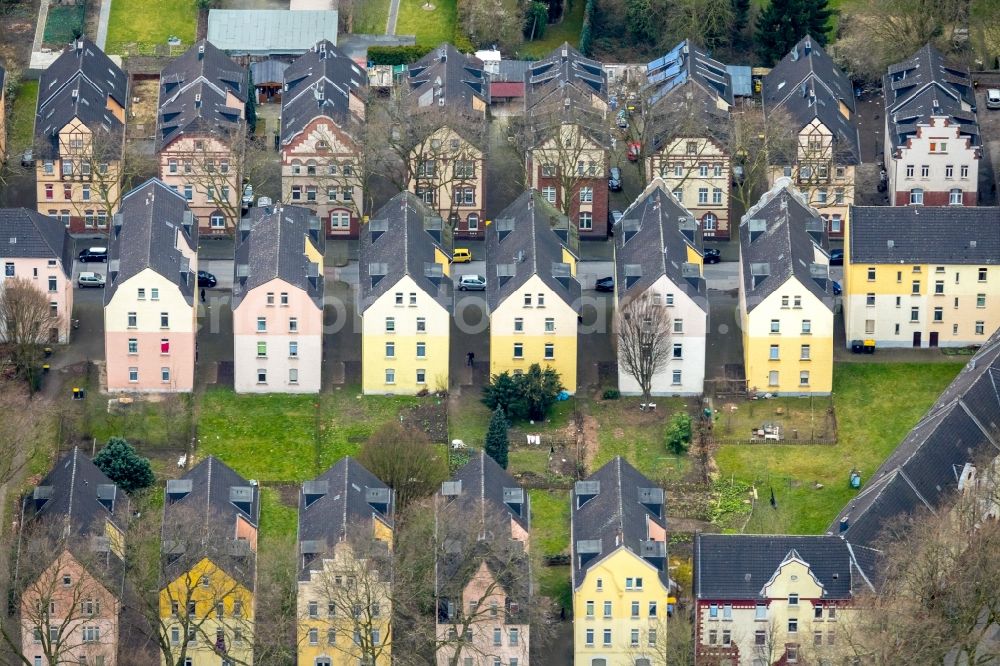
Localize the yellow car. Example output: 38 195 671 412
452 248 472 263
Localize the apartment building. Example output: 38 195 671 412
525 43 610 239
359 192 452 395
486 190 580 393
738 180 834 395
157 40 247 234
762 36 860 238
644 41 734 239
232 204 325 392
104 180 198 392
35 39 128 233
884 44 980 207
405 43 488 239
18 448 128 666
844 206 1000 348
0 208 75 343
297 458 394 666
435 451 531 666
281 40 367 238
571 456 673 665
161 457 260 666
613 179 708 396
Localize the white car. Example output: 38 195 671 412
78 272 106 288
987 89 1000 110
458 274 486 291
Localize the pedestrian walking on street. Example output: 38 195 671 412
200 288 206 303
467 351 475 367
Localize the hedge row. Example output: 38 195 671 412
367 44 436 66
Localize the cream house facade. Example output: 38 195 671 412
408 125 486 238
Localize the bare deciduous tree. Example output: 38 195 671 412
357 422 449 510
616 292 673 404
0 277 60 396
728 104 799 213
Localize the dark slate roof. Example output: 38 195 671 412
445 450 530 531
407 43 487 113
486 190 580 313
0 208 74 277
106 179 198 306
762 36 860 165
525 43 607 134
298 457 394 580
281 40 367 144
162 456 260 589
739 181 833 313
849 206 1000 265
233 204 325 310
495 59 530 83
359 191 452 313
157 40 246 151
613 179 707 312
885 44 979 150
646 40 733 108
693 534 878 600
829 330 1000 549
35 39 127 160
571 456 669 589
250 58 289 86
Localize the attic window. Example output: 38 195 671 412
624 264 642 289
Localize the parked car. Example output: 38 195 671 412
616 110 629 130
627 141 641 162
988 89 1000 110
78 247 108 263
241 184 254 207
20 149 34 168
608 167 622 191
458 274 486 291
452 248 472 263
732 164 745 186
77 272 105 288
595 276 614 292
703 248 721 264
256 196 273 208
197 270 217 288
829 249 844 265
832 280 842 296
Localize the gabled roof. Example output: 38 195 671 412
613 179 707 311
646 40 733 108
206 10 339 55
445 450 530 531
849 206 1000 265
830 330 1000 548
407 43 487 114
281 40 367 144
298 457 393 580
571 456 669 589
105 179 198 306
157 40 246 151
359 192 452 313
0 208 74 277
233 204 325 310
693 533 879 600
762 35 860 165
884 44 979 150
35 39 127 160
525 43 607 133
739 180 833 313
486 190 580 313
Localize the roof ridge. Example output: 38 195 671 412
341 455 349 541
65 447 80 536
615 456 625 546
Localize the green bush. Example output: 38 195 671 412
483 364 564 422
484 408 510 469
664 413 692 455
93 437 155 494
367 44 436 66
602 389 620 400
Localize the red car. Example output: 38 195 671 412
627 141 641 162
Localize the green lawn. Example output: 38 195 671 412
317 389 421 469
449 391 577 447
105 0 197 52
354 0 391 34
590 397 691 481
715 362 966 534
9 81 38 156
519 0 584 59
43 4 86 46
530 488 569 557
395 0 456 48
538 565 572 613
258 486 298 542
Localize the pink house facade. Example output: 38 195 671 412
104 180 198 392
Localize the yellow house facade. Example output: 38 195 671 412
739 182 834 395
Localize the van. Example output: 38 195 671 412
452 248 472 263
78 247 108 263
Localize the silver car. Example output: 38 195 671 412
458 274 487 291
78 271 106 288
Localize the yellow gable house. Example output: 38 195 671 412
486 191 580 393
160 457 260 666
360 192 452 394
571 457 673 665
738 180 835 396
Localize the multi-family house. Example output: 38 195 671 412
161 457 260 666
692 534 878 666
762 36 860 238
18 448 129 666
157 40 247 234
524 43 610 239
0 208 75 343
644 41 734 239
405 43 488 239
486 190 580 393
613 179 708 395
435 451 531 666
844 206 1000 348
104 180 198 393
738 180 834 395
34 39 128 233
359 192 452 395
232 204 325 393
884 44 980 207
571 456 673 665
297 457 394 666
281 40 367 238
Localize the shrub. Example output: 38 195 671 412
484 408 509 469
367 44 436 66
602 388 620 400
93 437 155 494
483 364 564 422
664 413 693 455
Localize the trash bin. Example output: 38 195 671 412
850 340 864 353
863 339 876 354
